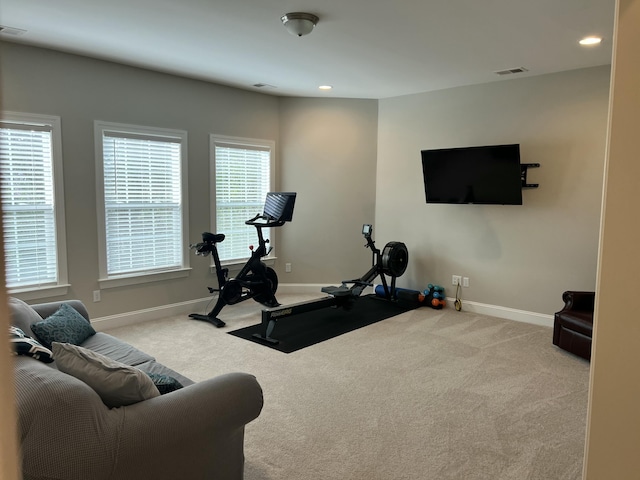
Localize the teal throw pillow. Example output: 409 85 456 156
8 326 54 363
31 303 96 349
146 372 184 395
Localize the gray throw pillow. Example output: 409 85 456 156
8 297 45 336
31 303 96 349
52 342 160 408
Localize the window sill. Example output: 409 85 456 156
99 268 191 289
8 284 71 301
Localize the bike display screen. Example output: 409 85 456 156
263 192 297 222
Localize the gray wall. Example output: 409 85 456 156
276 97 378 285
0 42 378 316
0 43 281 317
376 66 611 314
1 42 611 318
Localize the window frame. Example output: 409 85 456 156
95 121 190 289
210 134 276 268
0 111 69 300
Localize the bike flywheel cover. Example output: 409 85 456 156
221 279 243 304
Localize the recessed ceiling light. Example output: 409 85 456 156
319 85 332 90
579 36 603 46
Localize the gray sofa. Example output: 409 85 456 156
9 297 263 480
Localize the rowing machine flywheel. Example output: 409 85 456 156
381 241 408 277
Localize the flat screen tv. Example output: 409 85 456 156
421 144 523 205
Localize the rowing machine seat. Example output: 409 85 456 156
321 285 353 297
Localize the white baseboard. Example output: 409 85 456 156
283 284 554 327
91 284 333 331
91 285 333 331
446 297 553 327
92 298 211 331
91 284 552 331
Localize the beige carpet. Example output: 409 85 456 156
105 294 590 480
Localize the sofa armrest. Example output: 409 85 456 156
112 372 264 480
561 291 595 312
31 299 90 322
15 357 124 480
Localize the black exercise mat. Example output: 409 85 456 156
228 294 420 353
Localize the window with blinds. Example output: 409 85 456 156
96 122 188 279
212 137 273 263
0 114 67 292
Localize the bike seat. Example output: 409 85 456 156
202 232 225 243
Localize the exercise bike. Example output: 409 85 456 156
189 192 296 328
253 223 408 344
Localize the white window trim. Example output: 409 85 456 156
209 134 276 268
95 120 190 289
1 111 69 300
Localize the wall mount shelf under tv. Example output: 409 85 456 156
521 163 540 189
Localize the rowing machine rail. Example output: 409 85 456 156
252 224 407 345
252 295 344 344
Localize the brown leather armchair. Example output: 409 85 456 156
553 291 594 361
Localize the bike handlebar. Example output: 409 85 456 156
245 213 286 228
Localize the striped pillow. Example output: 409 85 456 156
9 326 54 363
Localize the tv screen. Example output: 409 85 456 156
421 144 523 205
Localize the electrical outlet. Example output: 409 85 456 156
93 290 101 302
463 277 470 288
285 263 292 273
452 275 462 286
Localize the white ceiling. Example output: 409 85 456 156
0 0 616 99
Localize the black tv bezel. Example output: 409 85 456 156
420 144 523 205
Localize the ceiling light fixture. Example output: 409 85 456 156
319 85 333 90
281 12 319 37
579 36 603 46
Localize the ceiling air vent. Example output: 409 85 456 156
494 67 529 76
0 26 27 36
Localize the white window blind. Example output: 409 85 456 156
0 122 59 288
101 131 184 276
214 141 271 262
